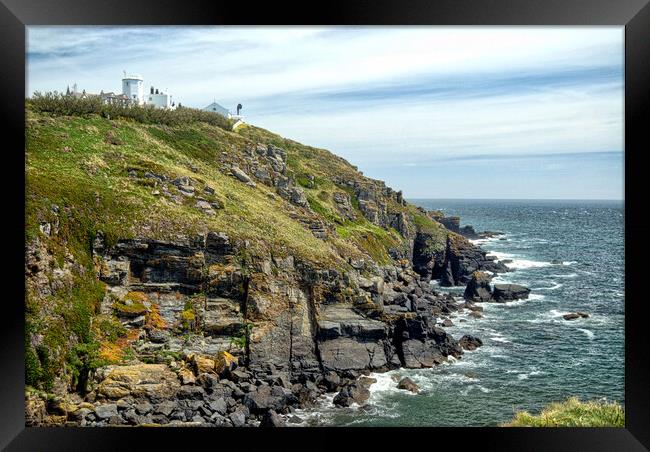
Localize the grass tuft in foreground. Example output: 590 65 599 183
503 397 625 427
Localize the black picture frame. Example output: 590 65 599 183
2 0 648 449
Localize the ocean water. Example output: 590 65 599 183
295 199 624 426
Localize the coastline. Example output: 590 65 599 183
24 104 623 428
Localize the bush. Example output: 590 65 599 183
503 397 625 427
229 321 253 350
66 342 105 394
27 91 233 130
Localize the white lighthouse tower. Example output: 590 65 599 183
121 71 144 105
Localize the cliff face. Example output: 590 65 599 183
25 105 503 426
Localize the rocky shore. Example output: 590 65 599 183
26 217 510 427
25 109 524 427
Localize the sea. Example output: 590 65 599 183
293 199 625 427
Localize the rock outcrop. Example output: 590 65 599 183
463 271 493 302
491 284 531 303
397 377 419 393
414 232 508 286
563 312 589 321
458 335 483 351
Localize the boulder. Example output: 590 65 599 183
191 354 217 375
177 386 205 400
400 339 446 368
563 313 580 321
321 371 341 392
397 377 419 393
94 404 118 420
178 368 196 385
208 398 228 415
259 410 286 427
229 411 246 427
243 385 289 414
458 335 483 351
215 351 238 376
134 401 153 415
231 166 253 184
333 383 371 407
463 271 493 303
95 364 180 400
491 284 530 302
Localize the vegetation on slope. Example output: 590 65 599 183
25 95 450 392
503 398 625 427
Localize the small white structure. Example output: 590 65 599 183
146 86 174 109
121 72 144 105
203 101 230 117
100 91 130 106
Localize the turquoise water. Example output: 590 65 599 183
299 199 624 426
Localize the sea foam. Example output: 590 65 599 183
487 251 552 270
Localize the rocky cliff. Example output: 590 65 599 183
25 103 505 426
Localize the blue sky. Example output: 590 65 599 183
27 27 624 199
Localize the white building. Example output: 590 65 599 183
203 101 230 117
66 72 177 109
121 73 144 105
145 86 174 109
120 72 176 109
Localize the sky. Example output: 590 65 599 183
26 26 624 200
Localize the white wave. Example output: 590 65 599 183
504 259 553 270
519 238 549 244
460 384 492 396
515 369 545 381
531 282 563 291
577 328 595 340
490 274 513 284
486 251 552 270
469 235 504 246
365 371 419 398
490 336 511 344
525 309 569 324
548 309 567 318
487 251 515 260
549 273 578 279
484 293 543 309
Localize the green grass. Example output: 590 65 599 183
503 397 625 427
25 108 340 265
24 95 456 392
335 220 402 264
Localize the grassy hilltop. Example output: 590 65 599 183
504 398 625 427
25 94 448 392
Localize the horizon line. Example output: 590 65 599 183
406 197 624 201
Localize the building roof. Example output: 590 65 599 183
122 74 143 81
203 102 230 115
